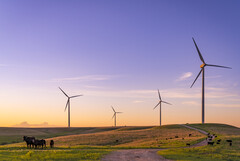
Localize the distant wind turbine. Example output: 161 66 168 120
153 90 172 126
59 87 83 128
111 106 122 127
191 38 231 124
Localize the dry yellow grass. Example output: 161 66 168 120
43 125 205 148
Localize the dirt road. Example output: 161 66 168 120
101 124 210 161
101 149 171 161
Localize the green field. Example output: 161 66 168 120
158 123 240 161
0 125 205 160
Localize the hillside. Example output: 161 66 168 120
5 125 205 148
158 123 240 161
0 127 119 145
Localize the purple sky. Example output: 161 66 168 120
0 0 239 127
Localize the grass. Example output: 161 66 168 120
38 125 204 148
0 124 206 160
0 127 118 145
0 146 112 161
158 123 240 161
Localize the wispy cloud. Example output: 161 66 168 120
176 72 192 81
51 75 119 82
182 101 199 106
133 100 144 103
0 64 8 67
12 121 58 127
209 104 240 108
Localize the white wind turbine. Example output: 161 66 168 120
111 106 122 127
191 38 231 124
59 87 83 128
153 90 172 126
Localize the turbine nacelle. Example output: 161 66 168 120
200 64 206 68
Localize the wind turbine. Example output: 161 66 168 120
59 87 83 128
153 90 172 126
191 38 231 124
111 106 122 127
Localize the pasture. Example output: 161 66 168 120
0 124 204 160
158 123 240 161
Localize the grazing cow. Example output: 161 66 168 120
189 134 192 137
182 138 184 140
226 140 232 143
23 136 35 148
186 143 190 147
34 139 46 149
50 140 54 148
115 140 119 143
166 138 168 140
208 142 214 145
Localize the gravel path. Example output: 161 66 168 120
101 149 171 161
101 124 211 161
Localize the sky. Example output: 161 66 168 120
0 0 240 127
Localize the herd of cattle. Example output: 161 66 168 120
23 136 54 148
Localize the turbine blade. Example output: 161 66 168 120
206 64 232 69
162 101 172 105
70 95 83 98
117 112 123 113
59 87 69 97
64 99 69 111
112 113 115 119
190 69 203 88
158 89 161 101
111 106 116 112
192 38 205 64
153 102 160 110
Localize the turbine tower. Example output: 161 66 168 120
153 90 172 126
111 106 122 127
59 87 83 128
191 38 231 124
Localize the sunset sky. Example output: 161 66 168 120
0 0 239 127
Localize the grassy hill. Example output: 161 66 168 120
158 123 240 161
0 127 119 145
0 124 205 160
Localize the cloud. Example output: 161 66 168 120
50 75 119 82
182 101 199 106
133 100 144 103
12 121 57 127
209 104 240 108
176 72 192 81
0 64 8 67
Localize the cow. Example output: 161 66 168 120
186 143 190 147
50 140 54 148
208 142 214 145
23 136 35 148
34 139 46 149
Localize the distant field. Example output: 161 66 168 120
0 124 205 160
0 127 118 145
158 123 240 161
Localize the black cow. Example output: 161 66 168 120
50 140 54 148
34 139 46 149
23 136 35 148
186 143 190 147
208 142 214 145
